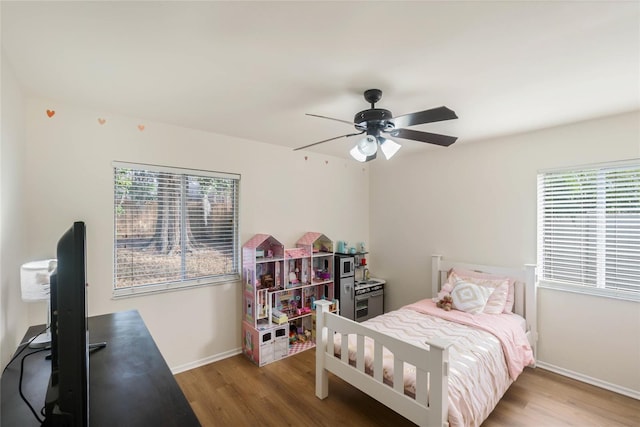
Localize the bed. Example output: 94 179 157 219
314 255 537 427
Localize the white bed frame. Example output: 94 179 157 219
314 255 537 427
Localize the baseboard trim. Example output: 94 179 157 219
171 347 242 375
536 361 640 400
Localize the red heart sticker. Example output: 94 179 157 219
98 118 106 125
46 110 55 118
137 124 145 131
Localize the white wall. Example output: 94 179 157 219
0 51 29 368
370 111 640 396
21 98 370 369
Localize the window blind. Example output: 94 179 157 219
113 162 240 294
537 161 640 299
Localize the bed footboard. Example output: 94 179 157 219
314 300 451 427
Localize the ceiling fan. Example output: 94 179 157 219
294 89 458 162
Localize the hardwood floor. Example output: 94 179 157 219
175 349 640 426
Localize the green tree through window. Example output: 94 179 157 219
113 163 240 294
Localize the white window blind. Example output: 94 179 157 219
113 162 240 296
537 161 640 300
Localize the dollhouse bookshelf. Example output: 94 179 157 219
241 232 338 366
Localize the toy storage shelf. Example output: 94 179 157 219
241 232 336 366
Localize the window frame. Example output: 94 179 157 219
112 161 241 298
537 159 640 302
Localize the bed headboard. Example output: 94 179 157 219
430 255 538 361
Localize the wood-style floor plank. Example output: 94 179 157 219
175 349 640 426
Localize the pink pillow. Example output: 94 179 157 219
452 268 515 313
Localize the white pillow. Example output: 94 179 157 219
451 280 495 314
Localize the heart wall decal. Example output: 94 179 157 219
137 124 145 131
46 109 55 118
98 118 106 125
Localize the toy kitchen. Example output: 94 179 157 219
334 241 385 322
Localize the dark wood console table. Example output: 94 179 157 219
1 310 200 426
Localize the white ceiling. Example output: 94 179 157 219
2 1 639 159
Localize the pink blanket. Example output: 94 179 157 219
403 299 534 379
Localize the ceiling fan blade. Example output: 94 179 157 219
306 113 355 126
388 128 457 147
293 131 365 151
392 106 458 129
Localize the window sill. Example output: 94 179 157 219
112 274 241 299
538 280 640 303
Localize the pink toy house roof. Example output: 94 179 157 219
243 234 283 250
296 232 327 246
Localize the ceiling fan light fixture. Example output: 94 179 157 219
358 135 378 156
350 135 378 162
349 145 368 162
378 137 401 160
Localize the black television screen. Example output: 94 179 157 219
44 221 88 427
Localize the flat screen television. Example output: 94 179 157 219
43 221 88 427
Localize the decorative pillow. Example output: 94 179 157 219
450 280 495 314
437 269 511 314
481 279 509 314
453 269 515 313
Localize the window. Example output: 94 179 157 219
113 162 240 296
537 160 640 301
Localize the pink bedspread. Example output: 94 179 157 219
404 299 534 379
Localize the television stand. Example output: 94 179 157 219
1 310 200 426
